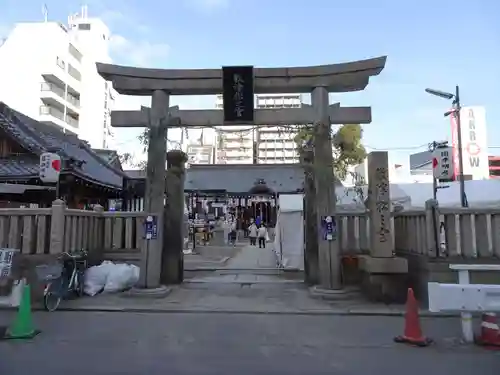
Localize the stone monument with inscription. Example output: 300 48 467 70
359 151 408 302
368 151 392 258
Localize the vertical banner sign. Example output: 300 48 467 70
450 110 461 180
450 106 489 180
222 66 255 123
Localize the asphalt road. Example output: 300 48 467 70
0 311 499 375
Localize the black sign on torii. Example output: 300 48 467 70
222 66 255 124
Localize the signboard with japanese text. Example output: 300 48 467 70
39 152 61 183
144 215 158 240
321 216 337 241
0 249 16 279
222 66 255 123
432 147 454 181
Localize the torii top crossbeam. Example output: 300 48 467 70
96 56 387 96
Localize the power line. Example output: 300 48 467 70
366 144 500 151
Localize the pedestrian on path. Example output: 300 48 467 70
248 220 258 246
257 224 267 248
229 221 237 246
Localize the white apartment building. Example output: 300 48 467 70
215 94 254 164
186 129 217 165
214 94 302 164
0 7 115 149
256 94 302 164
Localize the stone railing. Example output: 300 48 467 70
335 212 370 255
0 200 146 257
3 200 499 261
394 206 500 259
394 209 431 256
439 208 500 258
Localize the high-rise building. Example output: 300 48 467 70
255 94 302 164
214 94 303 164
186 129 216 165
0 6 115 149
215 94 254 164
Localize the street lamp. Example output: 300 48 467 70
425 85 467 207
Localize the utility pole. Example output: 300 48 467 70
311 86 341 290
452 86 467 208
425 85 467 207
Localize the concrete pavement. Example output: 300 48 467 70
186 243 285 284
1 311 498 375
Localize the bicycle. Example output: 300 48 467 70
36 249 88 312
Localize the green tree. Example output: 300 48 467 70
294 123 366 181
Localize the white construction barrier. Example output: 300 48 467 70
428 264 500 343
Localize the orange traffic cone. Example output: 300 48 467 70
394 288 432 347
476 313 500 348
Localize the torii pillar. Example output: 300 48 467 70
137 90 169 289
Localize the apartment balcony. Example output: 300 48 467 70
41 57 81 96
221 142 253 150
39 105 79 130
40 83 80 115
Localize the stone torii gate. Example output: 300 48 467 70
97 57 386 291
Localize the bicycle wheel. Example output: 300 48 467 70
43 278 64 312
43 290 62 312
76 272 85 297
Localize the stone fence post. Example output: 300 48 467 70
91 204 104 264
424 199 439 257
49 199 66 254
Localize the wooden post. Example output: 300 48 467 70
311 86 341 290
138 90 169 289
162 150 187 284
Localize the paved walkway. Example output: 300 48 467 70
224 243 278 269
187 243 287 284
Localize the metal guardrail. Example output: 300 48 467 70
428 264 500 342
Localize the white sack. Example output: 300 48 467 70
84 261 115 296
103 263 140 293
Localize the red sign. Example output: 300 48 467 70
51 159 61 172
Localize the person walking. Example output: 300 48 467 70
248 220 258 246
257 224 267 249
223 219 230 245
229 220 237 246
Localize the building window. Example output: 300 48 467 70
78 23 91 31
68 64 82 81
56 57 66 70
69 44 82 62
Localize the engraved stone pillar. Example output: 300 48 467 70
301 148 319 285
162 150 188 284
138 90 169 289
312 86 341 289
367 151 393 258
